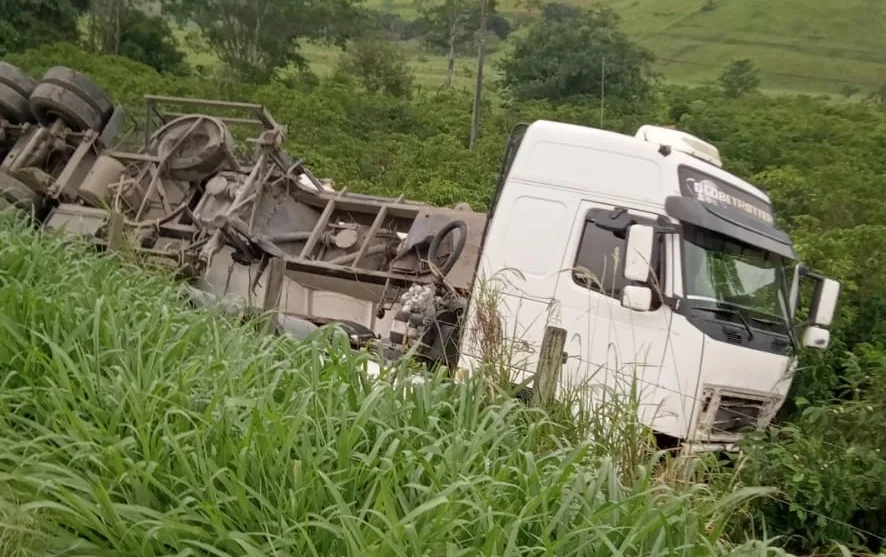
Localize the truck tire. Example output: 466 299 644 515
0 173 40 212
152 115 233 182
428 219 467 276
29 81 105 132
0 62 37 98
38 66 113 126
0 83 32 124
277 314 320 341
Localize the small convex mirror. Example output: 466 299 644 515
802 326 830 350
621 285 653 312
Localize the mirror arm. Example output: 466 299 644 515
656 225 680 235
798 264 828 281
788 263 803 320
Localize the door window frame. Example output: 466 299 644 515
570 207 666 311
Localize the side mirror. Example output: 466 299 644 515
802 325 830 350
622 285 652 311
623 224 654 282
809 277 840 327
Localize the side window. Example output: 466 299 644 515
488 123 528 218
572 212 663 309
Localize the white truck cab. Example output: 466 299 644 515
456 121 840 452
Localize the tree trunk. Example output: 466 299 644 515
113 0 121 54
469 0 489 149
91 0 124 54
445 26 456 89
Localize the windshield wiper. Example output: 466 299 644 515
691 305 755 339
716 300 791 335
748 315 782 327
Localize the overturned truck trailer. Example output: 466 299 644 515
0 62 479 368
2 61 846 452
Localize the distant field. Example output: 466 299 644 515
357 0 886 97
299 42 496 92
171 23 496 93
164 0 885 98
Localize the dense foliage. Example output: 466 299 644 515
2 4 886 551
0 0 81 55
665 85 886 553
335 33 415 98
113 7 188 75
161 0 366 81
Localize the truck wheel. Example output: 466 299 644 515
38 67 113 126
278 314 320 341
29 81 105 132
0 83 32 124
428 219 467 276
152 115 233 182
0 62 36 124
0 62 37 98
513 384 533 405
0 173 40 212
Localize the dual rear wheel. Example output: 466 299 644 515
0 61 37 125
0 62 114 211
0 62 113 132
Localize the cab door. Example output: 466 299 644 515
457 180 579 386
551 201 673 425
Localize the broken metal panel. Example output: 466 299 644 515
202 246 400 335
694 384 779 440
44 204 107 237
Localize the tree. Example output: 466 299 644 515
366 11 427 40
866 83 886 106
841 84 861 98
117 8 188 75
512 0 542 19
486 13 510 40
336 34 414 98
469 0 490 149
497 6 656 103
84 1 187 75
541 1 581 22
87 0 124 55
416 0 498 89
162 0 365 83
0 0 81 55
718 58 761 98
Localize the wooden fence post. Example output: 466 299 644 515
107 209 124 252
261 257 286 333
533 325 567 408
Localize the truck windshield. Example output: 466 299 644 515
682 224 789 327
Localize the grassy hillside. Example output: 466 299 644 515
358 0 886 97
613 0 886 96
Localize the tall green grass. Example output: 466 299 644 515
0 210 783 556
